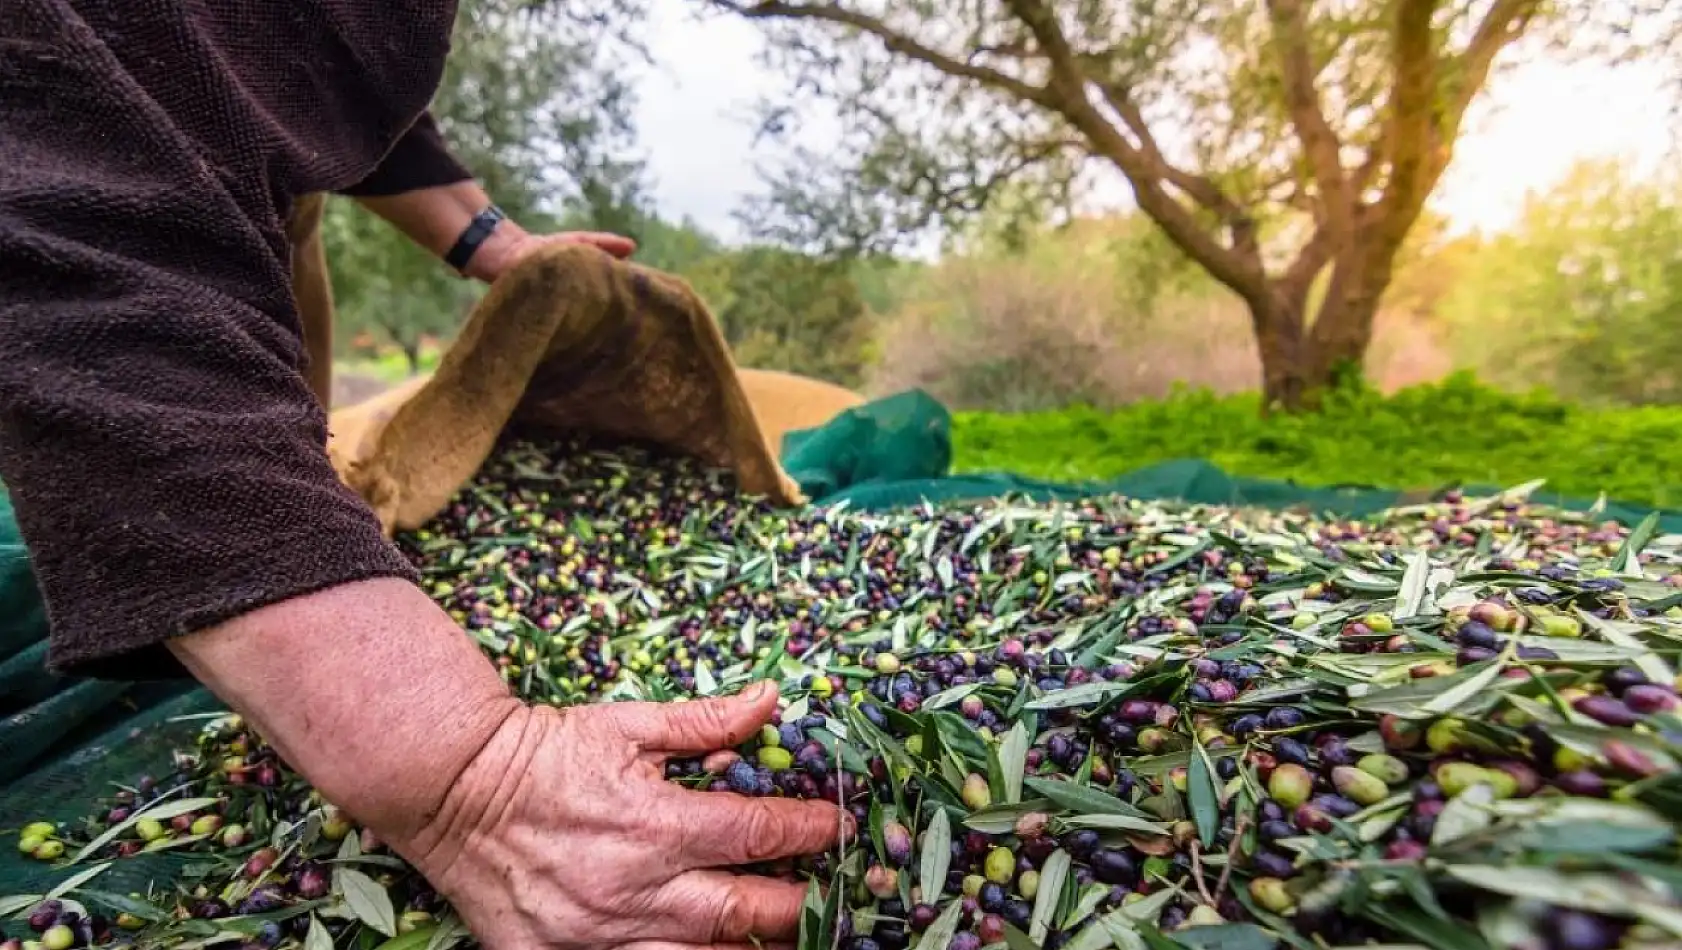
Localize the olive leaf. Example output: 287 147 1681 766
912 898 965 950
305 915 334 950
68 796 220 865
1165 923 1279 950
1059 814 1172 836
923 683 981 711
371 926 439 950
1029 849 1071 945
1025 777 1148 817
695 662 718 695
1444 866 1682 938
1613 512 1661 576
1000 721 1030 805
1577 609 1674 684
1421 661 1506 717
1187 742 1220 849
920 809 952 902
44 862 113 901
1432 784 1496 848
77 891 171 923
1394 552 1431 619
334 867 397 937
1361 902 1493 950
0 894 44 919
964 801 1056 834
1024 682 1140 710
1064 890 1177 950
1059 883 1113 933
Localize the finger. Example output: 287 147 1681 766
664 784 845 867
618 680 780 753
656 869 811 944
595 234 638 258
564 231 637 258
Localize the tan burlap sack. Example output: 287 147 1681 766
737 369 867 455
320 241 808 535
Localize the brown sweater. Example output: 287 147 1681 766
0 0 475 679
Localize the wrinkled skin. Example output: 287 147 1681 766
399 683 847 950
170 579 843 950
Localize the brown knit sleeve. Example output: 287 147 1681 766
0 10 420 681
337 112 475 198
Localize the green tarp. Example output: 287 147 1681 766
4 386 1681 900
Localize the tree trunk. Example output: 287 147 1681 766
1249 294 1311 413
1250 281 1381 413
400 339 423 377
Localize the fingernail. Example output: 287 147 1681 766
744 681 772 701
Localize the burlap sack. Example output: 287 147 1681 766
738 369 866 453
321 241 809 535
284 193 336 407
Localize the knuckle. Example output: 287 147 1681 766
742 800 791 855
711 886 755 942
689 699 736 746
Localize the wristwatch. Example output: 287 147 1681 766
445 204 506 274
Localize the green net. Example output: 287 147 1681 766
5 386 1682 900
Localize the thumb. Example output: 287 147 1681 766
629 680 781 754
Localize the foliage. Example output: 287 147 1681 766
708 0 1593 409
1435 158 1682 406
867 210 1448 410
321 0 650 370
712 246 873 387
320 201 481 373
950 372 1682 508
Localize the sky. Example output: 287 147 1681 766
626 0 1677 244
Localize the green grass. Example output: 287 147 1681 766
335 351 441 384
950 373 1682 510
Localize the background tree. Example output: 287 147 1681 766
1437 158 1682 406
705 0 1567 410
322 0 653 372
715 247 873 386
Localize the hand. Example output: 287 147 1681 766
395 681 846 950
466 228 637 283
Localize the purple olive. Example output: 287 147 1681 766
1546 909 1623 950
1554 770 1609 798
294 863 330 900
27 901 63 933
1603 667 1649 695
1089 849 1136 885
1624 684 1678 714
1252 850 1296 878
1573 695 1640 727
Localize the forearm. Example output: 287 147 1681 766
167 577 520 843
354 180 532 283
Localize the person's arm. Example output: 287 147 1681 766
339 112 634 282
4 43 835 947
168 579 520 845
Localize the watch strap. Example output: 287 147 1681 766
444 204 506 273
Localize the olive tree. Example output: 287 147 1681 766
702 0 1635 410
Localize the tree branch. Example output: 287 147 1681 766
1266 0 1352 239
1002 0 1268 301
1435 0 1543 168
1374 0 1439 240
721 0 1054 107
